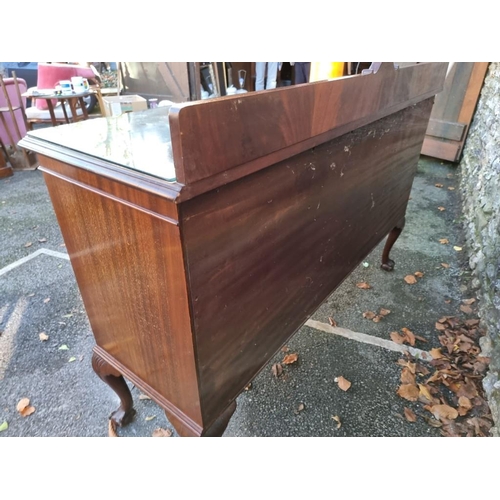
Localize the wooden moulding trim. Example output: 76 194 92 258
19 136 182 202
38 166 180 226
177 91 439 202
93 345 203 436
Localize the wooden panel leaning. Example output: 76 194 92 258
19 62 448 436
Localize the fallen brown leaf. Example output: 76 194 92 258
439 238 449 245
332 415 342 429
16 398 30 413
272 363 283 378
328 317 337 327
437 206 446 211
418 384 434 404
460 305 473 314
152 427 172 437
397 384 419 401
435 322 447 331
435 183 444 188
462 298 476 305
38 238 47 243
401 327 416 346
39 332 49 341
282 353 298 365
363 311 376 320
391 331 406 344
404 407 417 422
16 398 35 418
108 419 118 437
430 348 443 359
448 187 455 191
379 308 391 316
335 376 351 391
401 367 416 385
43 297 50 303
24 242 33 248
356 282 372 289
441 263 450 268
404 275 417 285
429 404 458 421
372 315 383 323
414 271 424 278
281 345 290 353
296 403 305 413
244 383 252 391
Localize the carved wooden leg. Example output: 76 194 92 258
381 217 406 271
91 350 135 426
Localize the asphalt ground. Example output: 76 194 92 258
0 156 485 438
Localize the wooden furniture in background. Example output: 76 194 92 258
421 62 489 162
0 137 13 178
19 62 448 437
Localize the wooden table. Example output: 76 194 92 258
22 89 94 126
19 63 448 437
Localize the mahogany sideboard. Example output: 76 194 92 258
19 62 448 436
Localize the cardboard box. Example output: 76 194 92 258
103 95 148 117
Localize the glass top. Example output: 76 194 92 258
27 106 176 182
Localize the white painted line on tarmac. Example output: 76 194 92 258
0 248 70 277
305 319 433 362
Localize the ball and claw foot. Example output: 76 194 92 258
110 406 136 427
381 258 395 272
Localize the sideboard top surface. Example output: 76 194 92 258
25 106 177 182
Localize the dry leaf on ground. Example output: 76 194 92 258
356 282 371 289
282 353 298 365
430 348 443 359
435 183 444 188
108 419 118 437
0 421 8 432
24 242 32 248
379 308 391 316
414 271 424 278
428 404 458 421
145 416 156 421
454 246 462 251
296 403 305 413
328 317 337 327
460 305 473 314
391 331 406 344
439 238 449 245
401 328 416 346
39 332 49 341
332 415 342 429
462 298 476 305
335 376 352 391
43 297 50 303
404 275 417 284
363 311 376 320
139 394 151 400
438 206 446 211
441 263 450 268
16 398 35 417
397 384 419 401
404 407 417 422
281 345 290 353
152 427 172 437
448 187 455 191
244 383 252 391
272 363 283 378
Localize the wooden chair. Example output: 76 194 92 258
0 72 32 168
